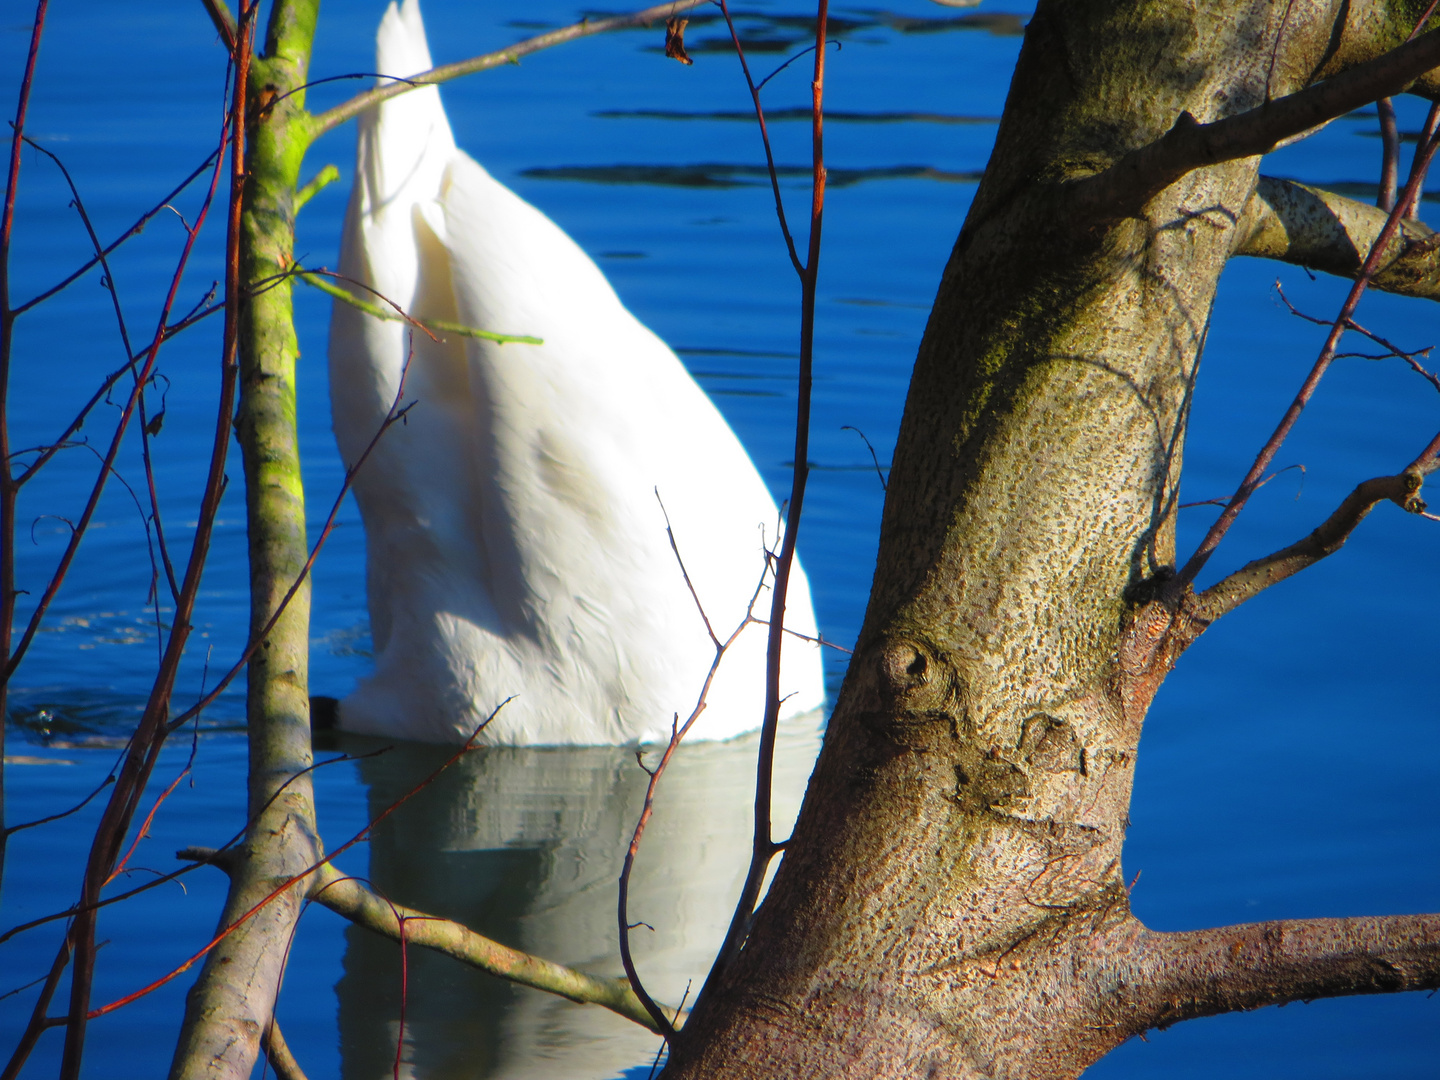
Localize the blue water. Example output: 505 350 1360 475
2 1 1437 1076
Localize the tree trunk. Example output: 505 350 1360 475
169 2 324 1076
666 1 1440 1076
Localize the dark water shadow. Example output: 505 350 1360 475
335 718 822 1080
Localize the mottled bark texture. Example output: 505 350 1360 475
666 2 1440 1077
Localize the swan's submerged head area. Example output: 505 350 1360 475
327 0 827 746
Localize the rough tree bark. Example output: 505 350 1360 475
666 1 1440 1077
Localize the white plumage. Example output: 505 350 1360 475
327 0 826 745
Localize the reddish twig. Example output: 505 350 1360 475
0 749 385 950
715 0 804 276
13 151 221 318
1376 97 1399 211
1175 101 1440 590
1273 282 1440 394
105 767 189 887
1401 101 1440 221
616 497 774 1036
163 344 418 735
706 0 829 996
14 135 178 601
0 0 52 900
57 17 249 1073
88 707 505 1020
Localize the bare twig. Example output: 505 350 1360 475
295 267 540 345
1175 103 1440 590
19 136 182 602
0 0 52 900
841 424 888 491
308 0 709 140
616 499 775 1037
1273 283 1440 394
14 151 221 317
1377 98 1399 212
201 0 238 53
705 0 830 998
715 0 804 276
58 26 246 1075
1402 101 1440 220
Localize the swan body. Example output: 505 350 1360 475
328 0 826 745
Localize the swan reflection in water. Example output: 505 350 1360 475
334 717 822 1080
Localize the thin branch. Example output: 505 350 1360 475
293 163 338 212
295 267 540 345
1377 97 1399 212
260 1019 308 1080
1 769 115 839
1402 98 1440 220
1189 463 1432 624
13 150 221 317
616 509 775 1038
1175 105 1440 589
19 135 181 602
705 0 829 1000
1272 283 1440 394
0 0 52 902
200 0 237 53
1070 27 1440 223
302 865 674 1033
308 0 709 140
840 425 888 491
715 0 804 276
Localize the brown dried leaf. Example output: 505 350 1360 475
665 17 693 66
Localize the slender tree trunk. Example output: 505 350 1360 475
667 2 1440 1076
169 2 323 1076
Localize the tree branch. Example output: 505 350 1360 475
307 0 707 140
304 862 675 1033
259 1019 308 1080
200 0 237 54
1070 27 1440 222
1235 176 1440 299
1189 466 1430 624
1122 913 1440 1033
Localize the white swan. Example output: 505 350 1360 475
327 0 826 745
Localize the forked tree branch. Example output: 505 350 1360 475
1189 452 1435 624
1235 176 1440 299
1174 105 1440 589
307 0 708 140
1114 913 1440 1033
1070 26 1440 222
